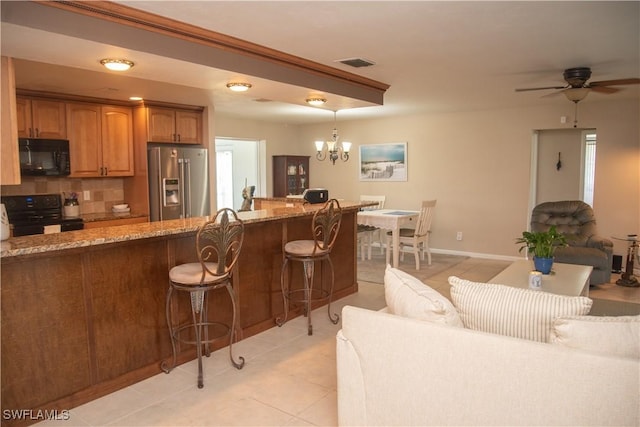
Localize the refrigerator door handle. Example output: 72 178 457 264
184 159 192 218
178 159 185 218
154 150 164 221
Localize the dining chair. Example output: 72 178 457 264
276 199 342 335
385 200 436 270
161 208 245 388
357 195 386 260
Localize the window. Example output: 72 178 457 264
582 132 596 206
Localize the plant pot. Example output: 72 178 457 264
533 256 554 274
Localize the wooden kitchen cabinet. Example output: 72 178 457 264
273 155 310 197
16 97 67 139
147 107 202 143
67 103 134 177
1 56 20 185
102 106 134 176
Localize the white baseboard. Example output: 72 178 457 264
430 248 520 262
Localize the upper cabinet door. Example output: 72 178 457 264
67 103 102 177
146 107 202 143
147 107 176 142
175 110 202 144
30 100 67 139
101 106 134 176
15 97 32 139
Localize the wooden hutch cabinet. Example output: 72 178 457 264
273 155 310 197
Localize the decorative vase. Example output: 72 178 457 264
533 256 554 274
64 198 80 218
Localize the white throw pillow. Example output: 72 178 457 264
448 276 592 342
551 315 640 359
384 266 463 327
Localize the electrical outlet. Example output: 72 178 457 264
456 231 463 241
83 190 91 201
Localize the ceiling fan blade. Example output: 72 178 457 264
514 86 566 92
590 78 640 87
590 86 619 94
541 90 565 98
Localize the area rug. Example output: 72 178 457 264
590 298 640 316
357 251 469 284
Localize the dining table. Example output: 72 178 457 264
356 209 420 268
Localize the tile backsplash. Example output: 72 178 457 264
1 177 126 214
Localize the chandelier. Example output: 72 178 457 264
314 112 351 165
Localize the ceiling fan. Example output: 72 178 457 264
515 67 640 102
516 67 639 127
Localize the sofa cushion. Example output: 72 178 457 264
385 266 463 327
448 276 592 342
550 315 640 359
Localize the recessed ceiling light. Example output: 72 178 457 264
226 82 252 92
129 96 143 101
100 58 134 71
306 97 327 107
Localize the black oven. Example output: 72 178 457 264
19 138 71 176
0 194 84 237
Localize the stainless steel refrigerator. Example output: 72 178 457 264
148 145 210 221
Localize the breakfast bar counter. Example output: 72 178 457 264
0 200 363 425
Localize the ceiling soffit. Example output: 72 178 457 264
2 0 389 105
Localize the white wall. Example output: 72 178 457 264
535 129 584 203
215 98 639 260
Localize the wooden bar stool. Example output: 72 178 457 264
276 199 342 335
161 208 245 388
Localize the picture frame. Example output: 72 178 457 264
359 142 408 182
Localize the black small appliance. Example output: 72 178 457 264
303 189 329 204
19 138 71 176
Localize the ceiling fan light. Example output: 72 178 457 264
226 82 252 92
100 58 134 71
564 88 590 102
306 97 327 106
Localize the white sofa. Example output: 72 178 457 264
337 306 639 426
336 268 640 426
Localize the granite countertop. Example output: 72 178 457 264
82 212 148 223
0 201 366 258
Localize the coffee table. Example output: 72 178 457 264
489 260 592 297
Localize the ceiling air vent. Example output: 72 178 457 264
335 58 376 68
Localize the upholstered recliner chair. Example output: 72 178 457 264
531 200 613 285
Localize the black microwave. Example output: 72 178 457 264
19 138 70 176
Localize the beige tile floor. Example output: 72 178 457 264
34 258 638 427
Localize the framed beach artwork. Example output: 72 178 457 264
359 142 408 182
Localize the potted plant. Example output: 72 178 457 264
515 225 567 274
